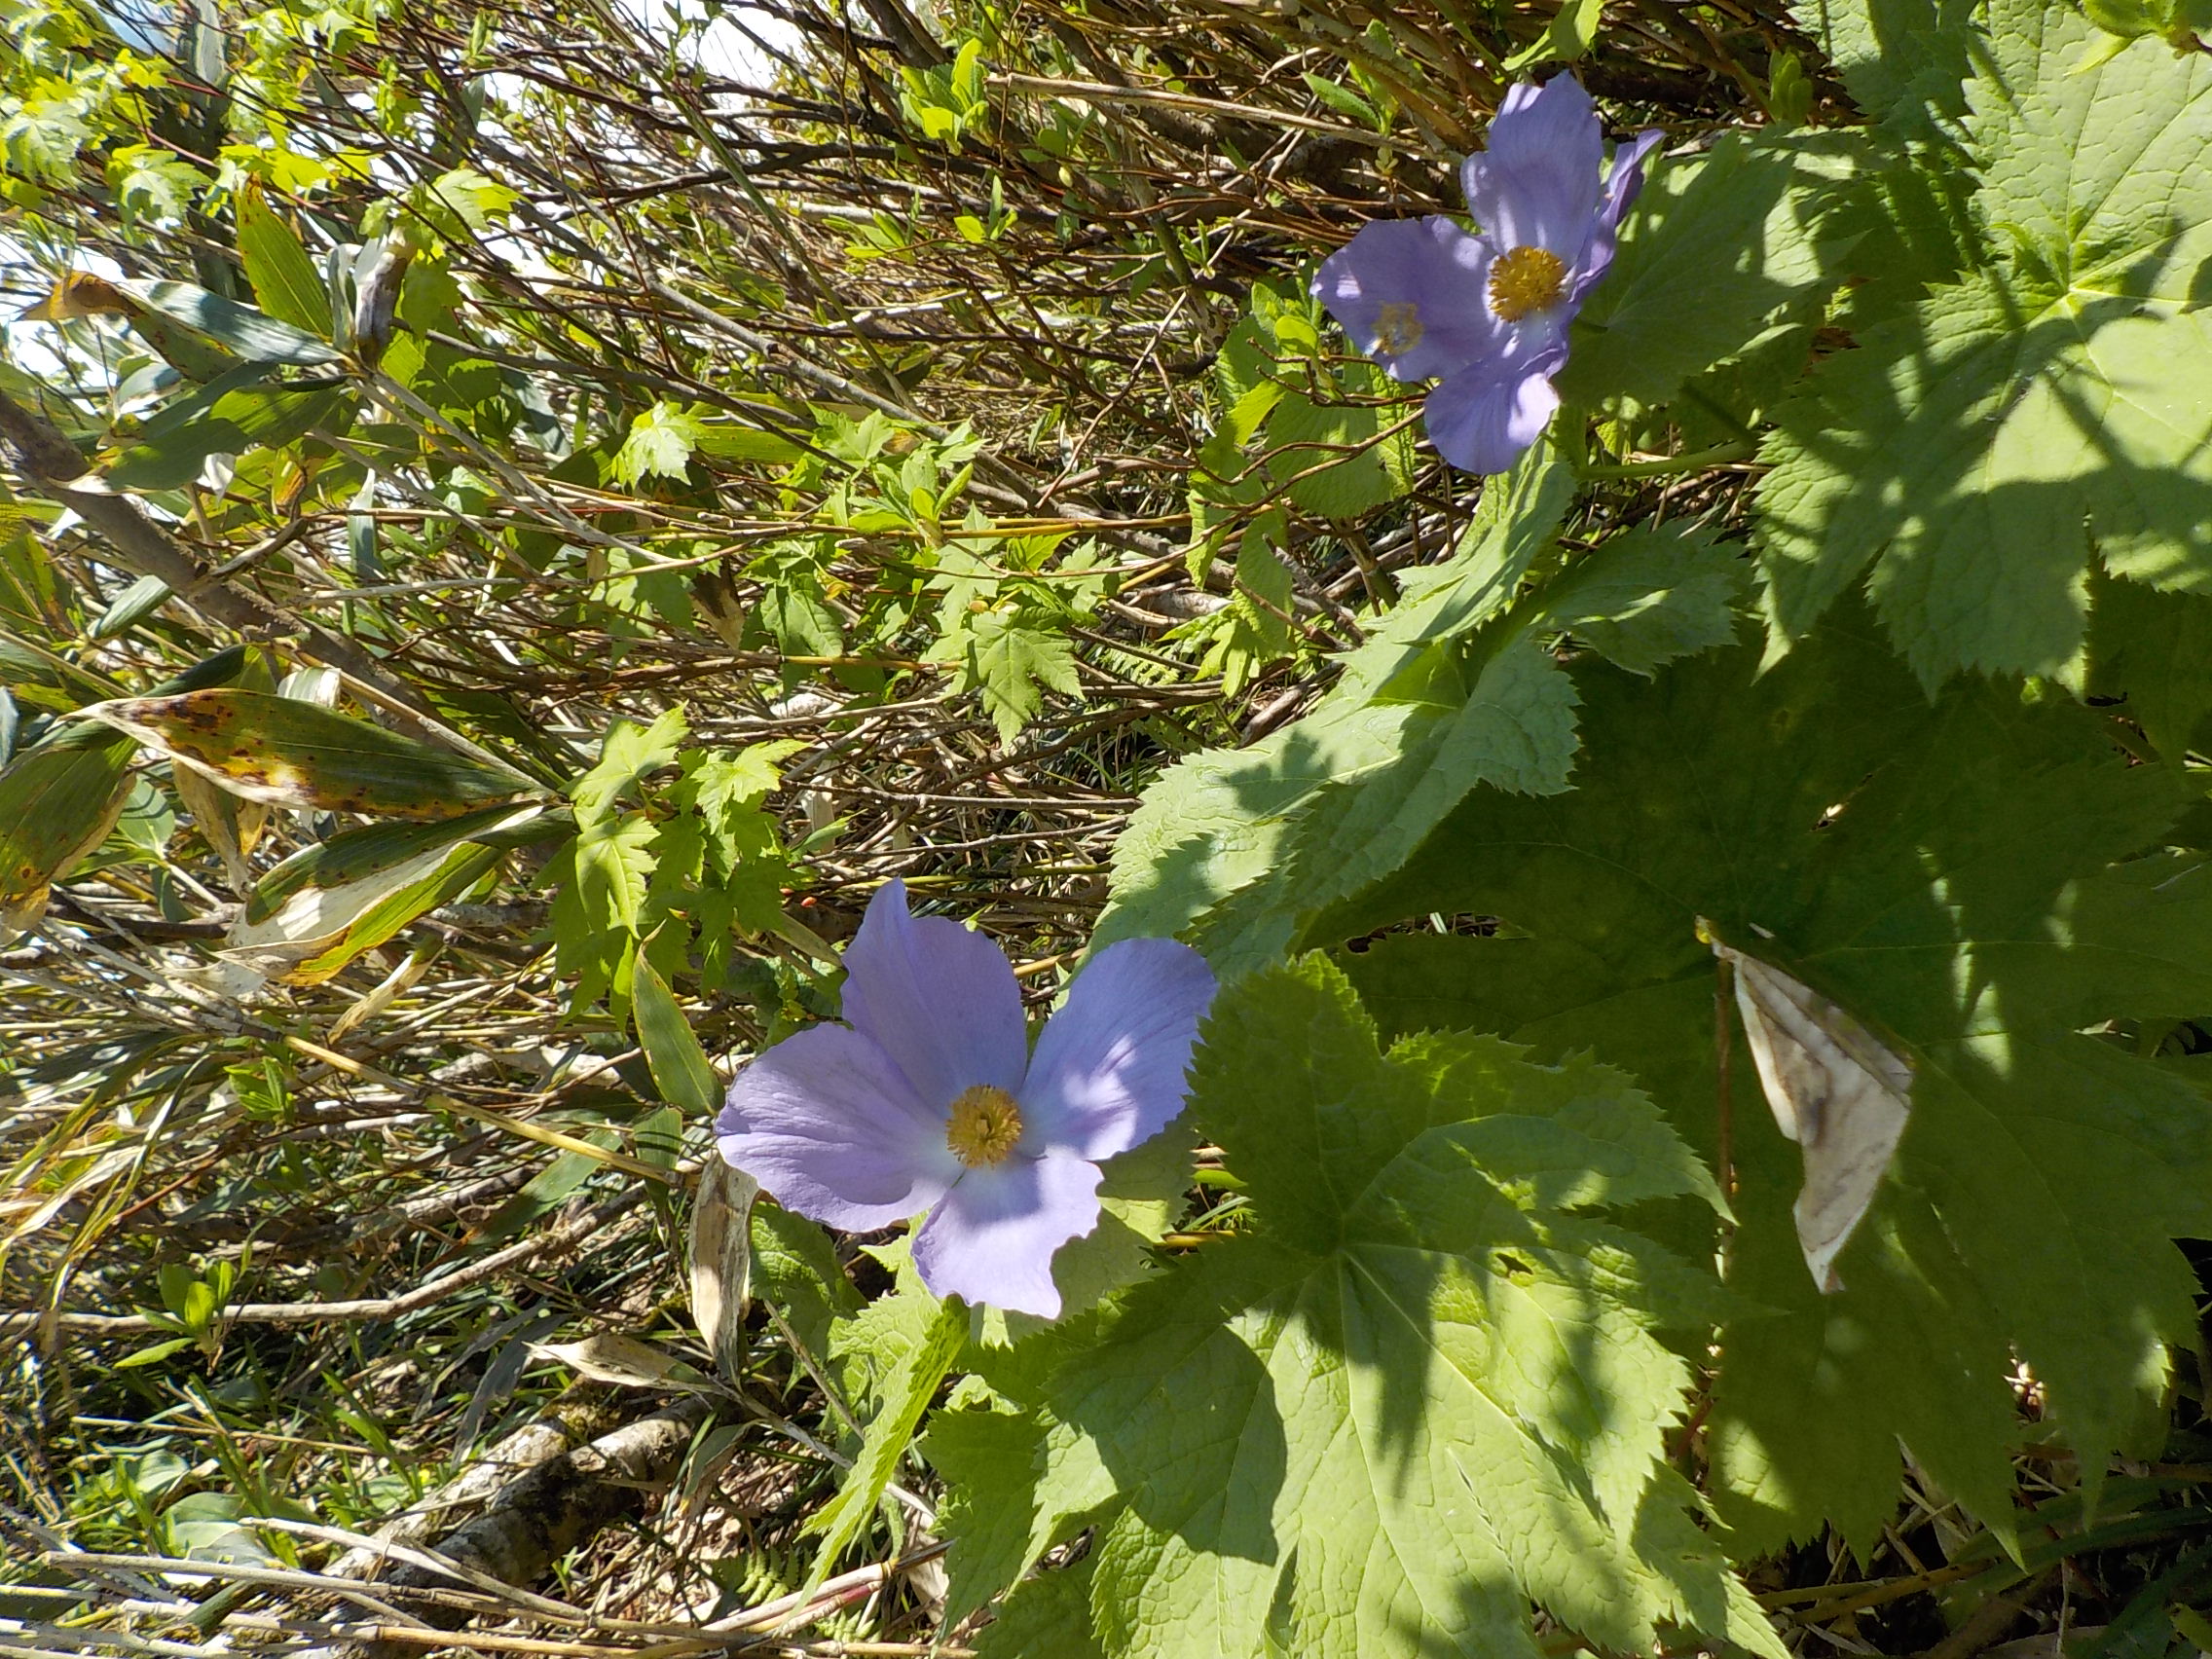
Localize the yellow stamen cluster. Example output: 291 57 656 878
946 1085 1024 1167
1487 245 1567 322
1375 301 1424 356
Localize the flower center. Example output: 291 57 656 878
946 1085 1024 1167
1487 245 1567 322
1374 301 1424 356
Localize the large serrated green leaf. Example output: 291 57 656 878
1529 523 1750 676
1036 958 1778 1659
2086 576 2212 760
922 1403 1053 1627
1754 3 2212 684
1788 0 1978 124
1559 130 1866 410
1095 442 1572 956
1972 3 2212 303
970 1553 1104 1659
1120 475 1749 977
1326 618 2212 1553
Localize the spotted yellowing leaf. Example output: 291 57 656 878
0 734 135 940
74 690 539 819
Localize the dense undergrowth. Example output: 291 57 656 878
5 0 2212 1651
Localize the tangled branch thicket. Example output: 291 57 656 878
25 0 2191 1653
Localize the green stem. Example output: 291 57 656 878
1579 438 1757 480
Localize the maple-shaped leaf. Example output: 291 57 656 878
612 400 710 487
1022 957 1782 1659
1754 1 2212 685
571 708 687 827
945 608 1083 743
1327 617 2212 1553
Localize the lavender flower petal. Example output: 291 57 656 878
1311 217 1504 384
1020 938 1217 1161
1424 351 1567 474
718 1023 961 1231
840 879 1027 1109
1459 77 1604 261
912 1149 1105 1317
1600 129 1664 229
1569 129 1665 302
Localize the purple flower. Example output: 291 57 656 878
1311 76 1662 474
715 881 1217 1318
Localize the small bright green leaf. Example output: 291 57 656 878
429 166 519 228
693 423 805 464
116 1338 198 1369
957 608 1083 743
614 400 710 487
1300 72 1381 128
929 1399 1056 1625
571 817 657 935
572 708 688 827
1505 0 1604 68
108 146 209 226
756 577 843 660
674 741 800 827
